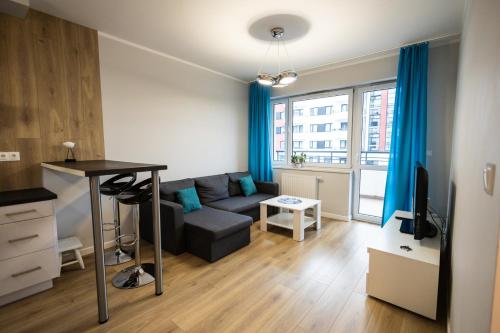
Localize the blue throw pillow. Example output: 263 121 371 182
239 175 257 197
176 187 201 213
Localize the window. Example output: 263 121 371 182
310 123 332 132
310 140 331 149
310 106 332 116
272 90 352 167
272 102 286 162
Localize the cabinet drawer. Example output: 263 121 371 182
0 201 54 225
0 216 57 260
0 247 59 297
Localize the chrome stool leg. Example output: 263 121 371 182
104 197 132 266
112 205 155 289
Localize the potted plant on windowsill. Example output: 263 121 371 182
291 152 306 168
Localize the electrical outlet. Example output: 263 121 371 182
0 152 8 161
9 152 20 161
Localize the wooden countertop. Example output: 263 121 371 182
41 160 168 177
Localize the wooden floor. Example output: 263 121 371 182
0 219 446 333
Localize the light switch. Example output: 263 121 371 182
0 152 8 161
483 163 496 196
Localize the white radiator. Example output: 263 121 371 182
281 173 319 199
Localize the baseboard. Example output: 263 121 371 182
80 240 116 256
321 212 352 221
0 280 53 307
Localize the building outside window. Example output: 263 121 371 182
361 88 396 166
272 102 286 162
273 90 352 166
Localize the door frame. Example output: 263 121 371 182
352 82 396 223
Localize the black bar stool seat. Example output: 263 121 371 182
100 173 137 196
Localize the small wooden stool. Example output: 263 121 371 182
58 236 85 270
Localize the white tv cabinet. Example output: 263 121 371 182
366 210 441 319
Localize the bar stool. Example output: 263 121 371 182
100 173 137 266
112 178 156 289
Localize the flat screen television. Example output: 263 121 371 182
399 162 437 239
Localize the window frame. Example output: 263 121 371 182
271 88 354 169
271 99 289 165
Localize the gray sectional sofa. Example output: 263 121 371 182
140 172 278 262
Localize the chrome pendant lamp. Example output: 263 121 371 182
256 27 298 88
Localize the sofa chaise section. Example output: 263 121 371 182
183 206 252 262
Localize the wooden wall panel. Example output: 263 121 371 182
0 9 105 191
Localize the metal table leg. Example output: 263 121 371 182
89 176 109 323
151 170 163 295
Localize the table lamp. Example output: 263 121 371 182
63 141 76 162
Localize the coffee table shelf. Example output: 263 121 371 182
267 213 317 230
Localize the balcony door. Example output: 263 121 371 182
352 83 396 223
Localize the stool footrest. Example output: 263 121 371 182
116 233 137 247
103 222 118 232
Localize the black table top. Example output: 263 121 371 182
41 160 168 177
0 187 57 207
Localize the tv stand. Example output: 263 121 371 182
366 210 441 319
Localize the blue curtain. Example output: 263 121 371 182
248 82 273 181
381 43 429 229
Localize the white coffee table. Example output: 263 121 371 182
260 195 321 241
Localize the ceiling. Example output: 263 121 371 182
30 0 464 82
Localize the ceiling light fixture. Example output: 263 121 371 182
256 27 298 88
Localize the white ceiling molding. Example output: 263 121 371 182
300 33 461 78
98 32 247 84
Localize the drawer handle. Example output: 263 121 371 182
8 234 39 243
5 209 37 218
11 266 42 278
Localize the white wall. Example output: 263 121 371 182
99 35 248 181
427 43 459 217
448 0 500 332
272 43 459 220
44 34 249 251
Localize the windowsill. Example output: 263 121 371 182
273 165 353 174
